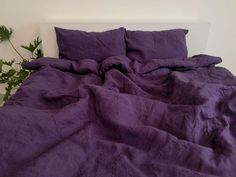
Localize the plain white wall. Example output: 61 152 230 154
0 0 236 74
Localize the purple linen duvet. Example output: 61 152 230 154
0 55 236 177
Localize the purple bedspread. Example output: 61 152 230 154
0 55 236 177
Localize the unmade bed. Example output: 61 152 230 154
0 22 236 177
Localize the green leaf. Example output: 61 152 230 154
0 25 13 42
21 37 42 53
16 69 29 81
2 59 15 66
4 84 13 101
35 49 43 59
1 68 30 101
0 60 3 72
8 69 16 76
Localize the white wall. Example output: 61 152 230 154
0 0 236 74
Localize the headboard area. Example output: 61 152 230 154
40 22 210 58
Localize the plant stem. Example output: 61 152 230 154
8 39 24 60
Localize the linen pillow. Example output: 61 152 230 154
55 27 126 62
125 29 188 62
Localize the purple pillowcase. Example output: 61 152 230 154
125 29 188 61
55 27 126 62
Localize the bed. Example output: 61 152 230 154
0 22 236 177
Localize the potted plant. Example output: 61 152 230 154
0 25 43 102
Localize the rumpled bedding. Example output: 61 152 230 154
0 55 236 177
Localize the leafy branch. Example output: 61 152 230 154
21 37 43 59
0 25 43 101
0 26 24 59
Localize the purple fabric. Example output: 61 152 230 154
126 29 188 61
1 55 236 177
55 27 126 62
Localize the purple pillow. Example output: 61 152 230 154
125 29 188 61
55 27 126 62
